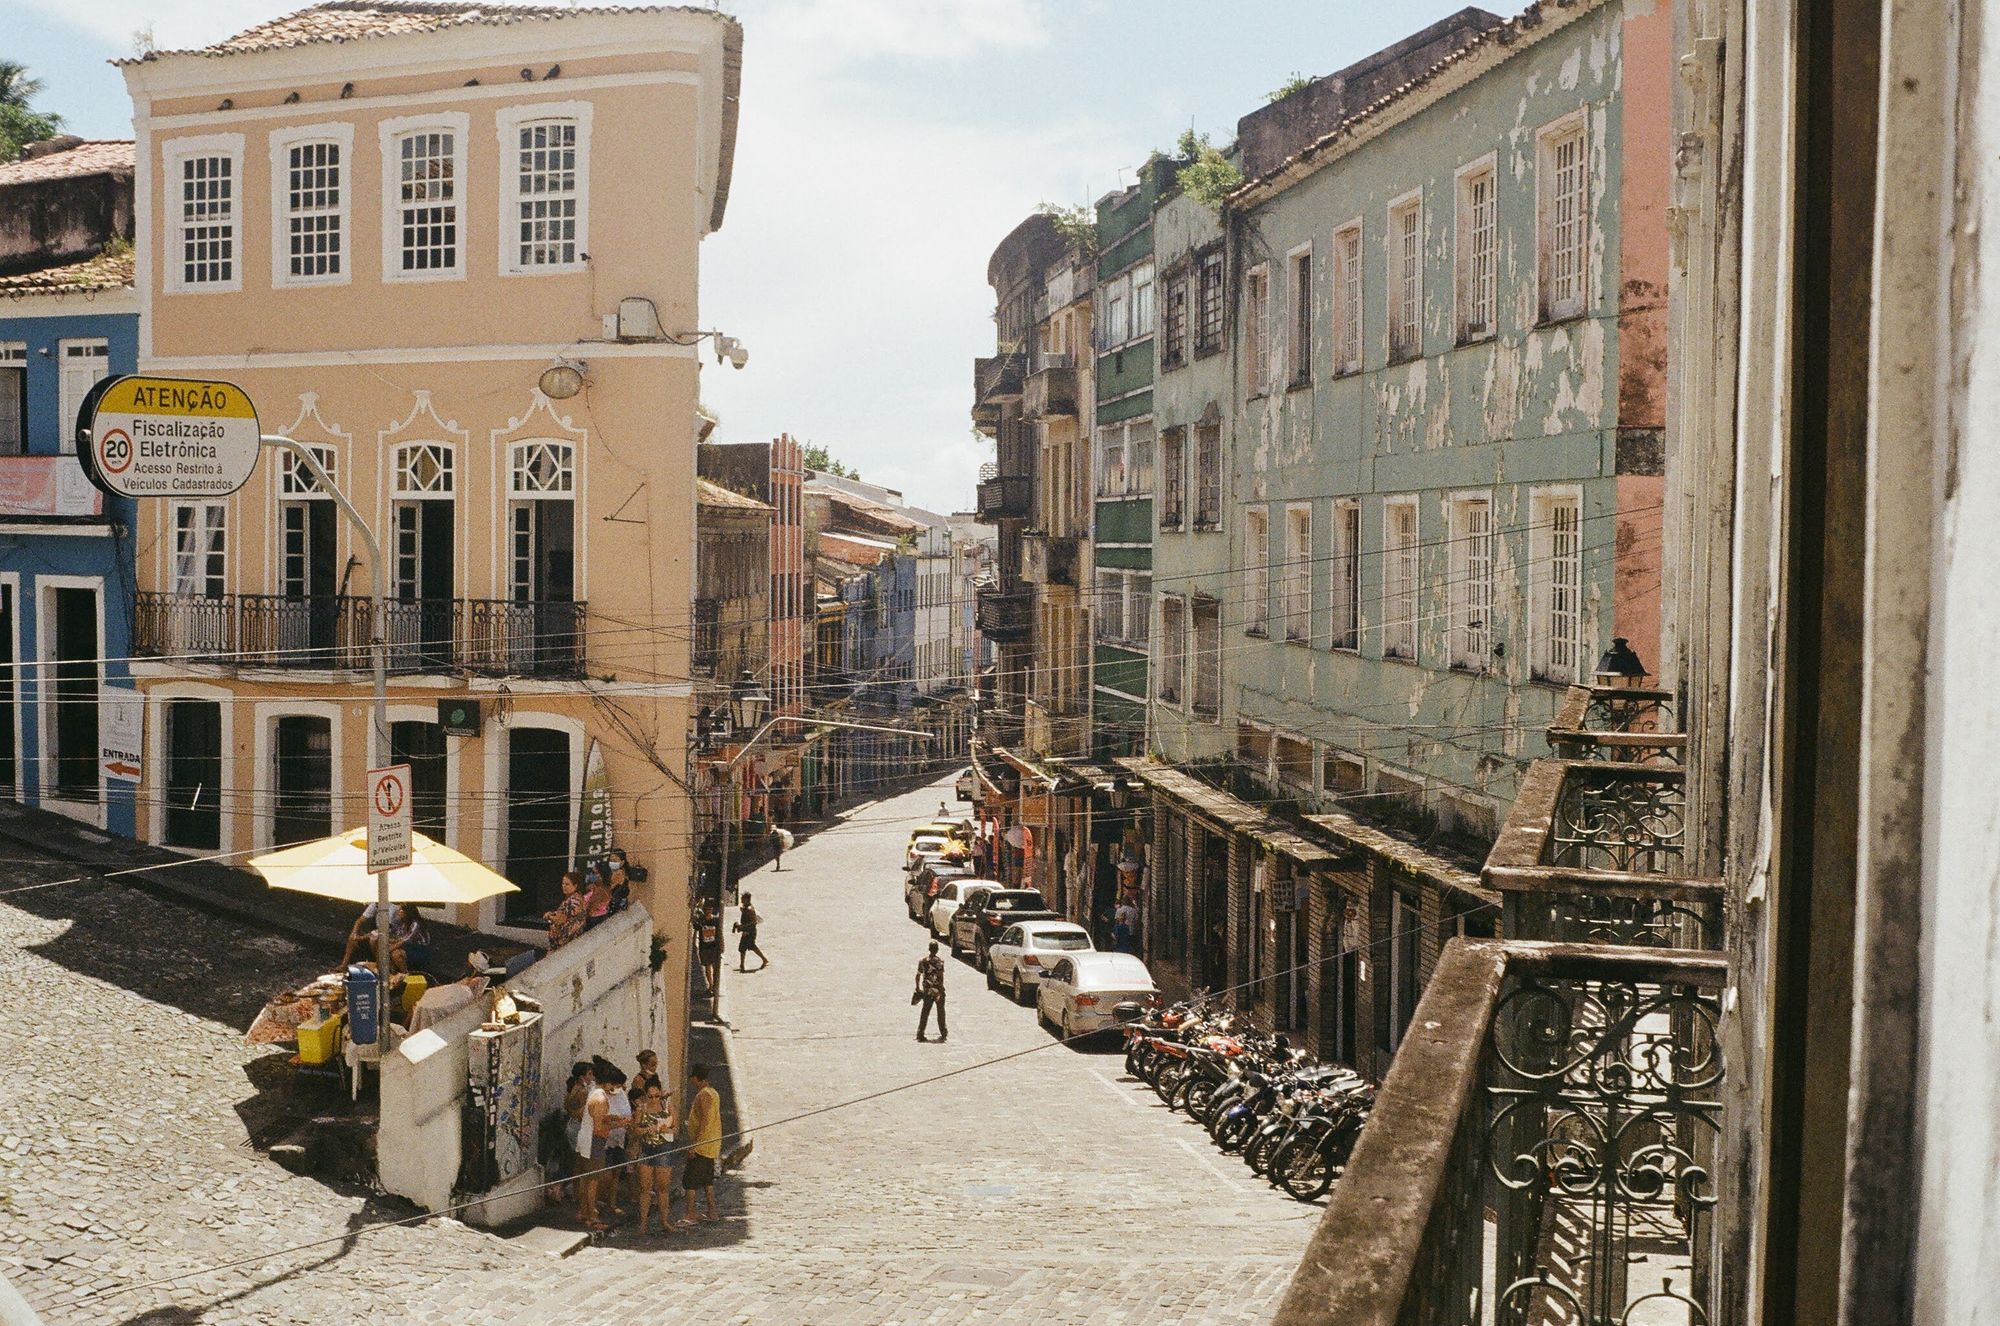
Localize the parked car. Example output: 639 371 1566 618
955 767 976 802
986 920 1095 1000
928 878 996 941
906 835 954 870
906 861 980 921
906 821 969 866
949 887 1062 967
1036 952 1159 1040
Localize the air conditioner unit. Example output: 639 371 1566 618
1036 351 1073 372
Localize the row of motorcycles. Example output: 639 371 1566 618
1116 994 1374 1203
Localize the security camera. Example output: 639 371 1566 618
716 335 749 370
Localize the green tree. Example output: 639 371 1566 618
1173 130 1243 211
801 443 857 479
0 63 64 163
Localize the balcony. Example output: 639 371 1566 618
972 352 1027 431
1024 354 1079 420
1275 939 1727 1326
1021 532 1081 588
976 589 1032 643
976 474 1031 522
1275 683 1727 1326
134 593 588 678
693 597 721 674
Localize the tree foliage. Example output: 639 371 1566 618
1035 202 1096 255
1268 73 1313 103
0 63 63 164
1174 130 1243 211
802 443 858 479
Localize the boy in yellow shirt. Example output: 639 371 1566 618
683 1063 723 1223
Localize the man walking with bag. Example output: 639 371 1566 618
914 941 947 1043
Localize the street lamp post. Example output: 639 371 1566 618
720 672 771 907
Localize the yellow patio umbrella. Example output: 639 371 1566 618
250 828 520 905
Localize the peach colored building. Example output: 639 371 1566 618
118 2 742 1070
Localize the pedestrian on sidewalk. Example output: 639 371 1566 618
734 894 768 972
768 823 792 870
914 941 948 1042
682 1064 723 1224
696 902 724 1011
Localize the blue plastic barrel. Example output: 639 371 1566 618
345 963 380 1047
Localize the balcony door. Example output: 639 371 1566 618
278 448 340 658
47 586 99 804
271 714 332 847
506 441 577 673
391 444 455 669
502 726 571 920
389 719 447 841
1320 905 1359 1067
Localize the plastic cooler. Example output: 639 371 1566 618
399 973 429 1017
296 1013 343 1065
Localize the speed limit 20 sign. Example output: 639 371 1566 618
367 763 414 873
76 375 261 500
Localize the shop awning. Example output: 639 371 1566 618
1305 810 1496 906
1116 757 1340 867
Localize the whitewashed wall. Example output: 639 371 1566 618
377 904 663 1224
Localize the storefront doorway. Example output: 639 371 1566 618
503 727 571 920
272 714 332 847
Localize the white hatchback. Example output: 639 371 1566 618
1035 952 1159 1040
986 921 1095 1001
927 878 993 941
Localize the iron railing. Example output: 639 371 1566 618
976 588 1033 642
1273 940 1726 1326
133 592 587 678
1547 684 1684 765
977 474 1032 522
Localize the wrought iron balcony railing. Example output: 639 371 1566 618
134 592 588 678
1547 683 1684 765
976 474 1032 522
973 352 1027 406
1022 532 1081 587
976 589 1033 643
1273 940 1727 1326
693 597 721 674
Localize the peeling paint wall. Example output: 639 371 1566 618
1219 0 1669 827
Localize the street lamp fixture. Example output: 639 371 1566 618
1594 637 1649 688
730 671 771 735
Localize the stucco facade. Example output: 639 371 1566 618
1222 0 1668 836
118 6 741 1088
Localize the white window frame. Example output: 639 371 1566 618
1531 485 1585 682
269 122 353 289
57 341 109 453
1331 498 1360 651
1129 261 1155 342
1455 154 1498 343
1448 491 1494 671
279 443 339 498
1192 596 1222 721
1387 190 1423 362
0 343 23 457
170 501 229 598
1283 502 1312 643
1095 423 1126 498
1537 109 1590 323
1244 264 1271 395
1286 242 1314 386
497 101 593 276
1100 273 1131 350
162 133 244 294
1244 505 1270 636
1382 496 1419 660
1331 219 1363 375
380 112 470 283
1095 569 1125 643
1157 593 1186 708
1126 573 1151 646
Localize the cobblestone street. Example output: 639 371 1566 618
0 775 1316 1324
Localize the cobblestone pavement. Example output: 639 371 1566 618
0 776 1319 1324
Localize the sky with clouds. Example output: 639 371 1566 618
14 0 1469 512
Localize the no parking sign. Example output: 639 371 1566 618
367 764 413 873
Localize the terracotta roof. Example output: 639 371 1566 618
118 2 730 60
1229 0 1604 208
0 249 137 298
696 478 772 513
0 141 135 188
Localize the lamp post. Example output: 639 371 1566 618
720 672 772 905
1594 637 1649 688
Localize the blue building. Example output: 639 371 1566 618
0 139 138 835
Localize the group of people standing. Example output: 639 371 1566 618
557 1050 725 1235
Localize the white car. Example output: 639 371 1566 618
1035 952 1159 1040
986 921 1094 1001
906 834 953 869
955 767 976 802
927 878 994 941
906 861 978 921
